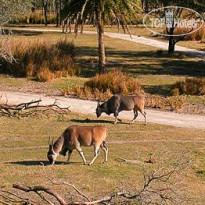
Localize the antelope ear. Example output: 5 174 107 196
49 144 53 151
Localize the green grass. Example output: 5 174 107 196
52 76 87 90
0 74 26 87
0 113 205 203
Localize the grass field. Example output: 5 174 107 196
1 31 205 110
9 24 205 51
0 112 205 203
1 32 205 91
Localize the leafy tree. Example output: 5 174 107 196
61 0 141 74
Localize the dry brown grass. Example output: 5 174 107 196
166 25 205 41
172 77 205 96
0 37 77 81
62 70 142 100
146 95 187 112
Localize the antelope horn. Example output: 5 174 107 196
48 136 51 145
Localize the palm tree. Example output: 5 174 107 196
61 0 140 74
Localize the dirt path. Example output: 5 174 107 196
1 91 205 130
9 27 205 57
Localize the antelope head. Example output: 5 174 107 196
47 137 59 165
96 100 107 118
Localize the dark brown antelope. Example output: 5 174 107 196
96 94 147 124
47 125 108 166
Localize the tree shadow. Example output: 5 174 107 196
76 46 205 77
70 118 131 125
144 84 172 96
70 118 114 124
6 160 82 166
12 30 43 36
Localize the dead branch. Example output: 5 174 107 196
0 189 37 204
13 184 67 205
0 99 71 118
12 162 189 205
40 162 91 202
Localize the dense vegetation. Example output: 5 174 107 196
0 38 77 81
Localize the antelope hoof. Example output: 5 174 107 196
113 121 117 125
88 162 92 166
130 121 134 125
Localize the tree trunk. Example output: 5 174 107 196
59 0 62 25
168 36 176 54
43 0 48 26
145 0 149 13
168 27 176 54
56 1 58 27
96 10 106 74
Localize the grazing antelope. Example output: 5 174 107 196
47 125 108 166
96 94 147 124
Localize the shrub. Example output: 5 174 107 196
145 95 187 112
65 70 143 100
164 24 205 41
171 78 205 96
0 38 78 81
85 70 142 94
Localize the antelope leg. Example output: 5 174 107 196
66 150 73 164
100 142 108 163
89 145 100 166
114 117 118 124
130 110 138 124
76 146 87 165
139 110 147 125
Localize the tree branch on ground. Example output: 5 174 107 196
0 98 71 118
11 156 190 205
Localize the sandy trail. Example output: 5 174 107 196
1 91 205 130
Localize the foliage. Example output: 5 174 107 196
171 77 205 96
85 70 142 94
62 70 142 100
164 25 205 41
61 0 141 73
0 38 78 81
0 0 32 25
146 95 187 112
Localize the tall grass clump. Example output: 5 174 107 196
171 77 205 96
0 38 78 81
85 70 142 94
64 70 142 100
164 24 205 41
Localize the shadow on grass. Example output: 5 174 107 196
70 118 114 124
70 118 131 125
144 84 172 96
12 30 43 36
76 46 205 78
6 160 82 166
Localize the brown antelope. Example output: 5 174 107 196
96 94 147 124
47 125 108 166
